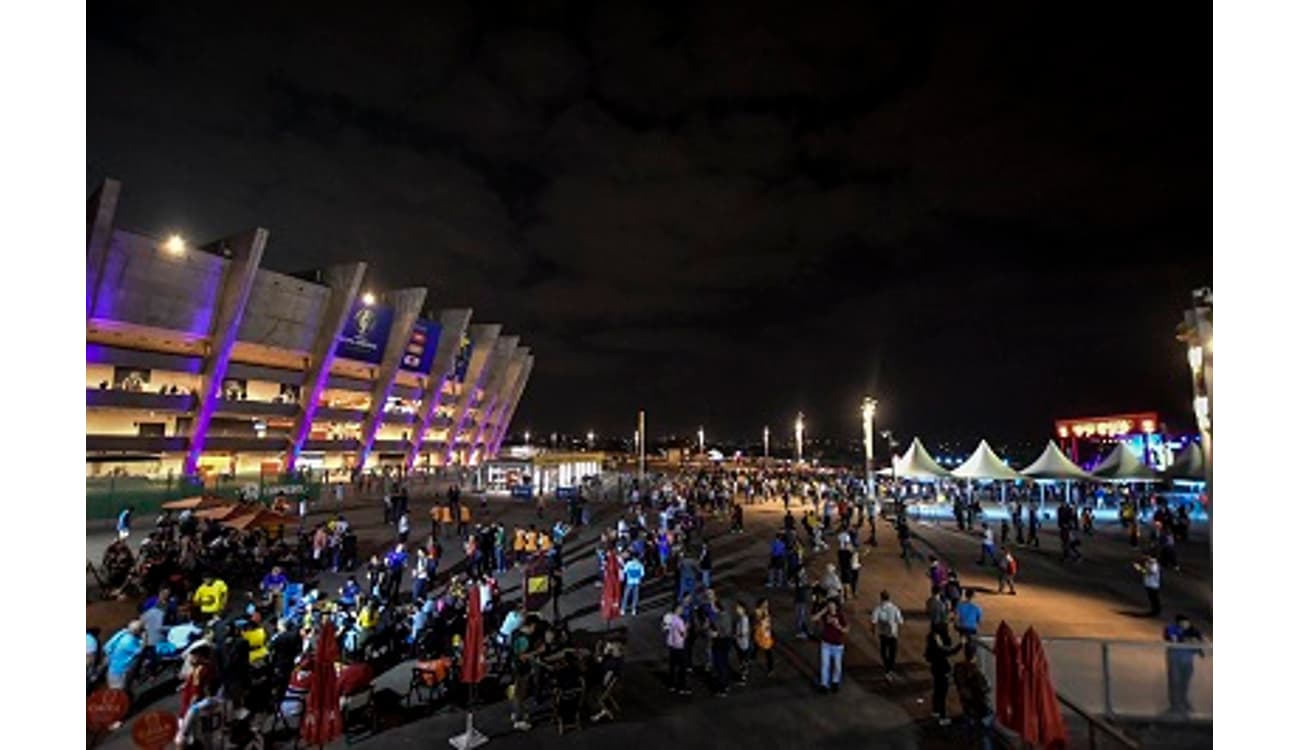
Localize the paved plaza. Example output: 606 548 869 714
88 484 1211 749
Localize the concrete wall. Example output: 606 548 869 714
92 230 229 334
236 269 331 352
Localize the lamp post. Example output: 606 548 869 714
795 412 805 465
697 426 705 455
862 397 877 500
1178 287 1213 541
586 430 595 450
524 429 530 446
637 410 646 483
763 426 770 461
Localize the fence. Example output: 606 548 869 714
86 472 325 520
975 635 1211 748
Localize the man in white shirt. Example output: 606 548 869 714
870 590 905 681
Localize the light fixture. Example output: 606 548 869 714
163 234 186 256
361 292 376 306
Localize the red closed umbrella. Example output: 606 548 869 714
1018 627 1067 749
301 620 343 747
461 584 487 685
994 621 1021 730
600 550 622 625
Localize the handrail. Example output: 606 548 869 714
972 638 1141 750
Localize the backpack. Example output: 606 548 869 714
1006 555 1019 576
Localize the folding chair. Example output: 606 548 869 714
553 681 585 736
265 694 304 749
405 659 451 712
341 685 378 744
591 673 621 723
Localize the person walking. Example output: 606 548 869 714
621 554 645 616
662 603 690 695
926 585 951 641
977 524 996 566
1027 504 1041 548
847 547 863 599
767 534 787 588
699 543 713 590
397 511 410 545
1136 555 1162 616
792 567 811 638
115 506 134 541
813 598 849 693
733 601 752 685
953 640 995 750
754 598 775 677
709 597 735 696
925 624 963 725
1163 614 1206 716
954 589 982 639
997 546 1018 595
870 590 904 682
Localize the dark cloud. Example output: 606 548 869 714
88 0 1210 444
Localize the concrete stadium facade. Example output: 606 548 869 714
85 179 533 480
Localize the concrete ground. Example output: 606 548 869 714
88 487 1212 749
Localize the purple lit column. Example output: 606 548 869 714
354 287 427 470
182 228 269 476
489 354 533 456
465 337 518 463
285 263 367 472
405 308 473 472
443 324 502 466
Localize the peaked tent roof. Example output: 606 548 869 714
892 438 951 480
1020 441 1091 480
1164 442 1206 481
1090 443 1160 482
951 439 1022 480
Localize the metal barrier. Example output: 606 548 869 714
975 635 1210 748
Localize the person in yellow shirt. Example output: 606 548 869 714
241 619 269 663
523 527 538 554
193 576 229 617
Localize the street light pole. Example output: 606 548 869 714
637 410 646 483
763 426 770 462
1178 287 1213 544
795 412 805 465
698 426 705 455
862 397 877 500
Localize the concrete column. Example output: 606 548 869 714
489 354 533 457
354 287 428 469
182 228 269 475
286 263 367 471
444 324 502 466
474 347 527 458
465 337 519 462
405 308 472 471
86 178 122 318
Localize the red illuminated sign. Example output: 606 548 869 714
1055 412 1159 440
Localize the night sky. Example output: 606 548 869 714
88 1 1210 447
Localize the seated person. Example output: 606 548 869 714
280 653 313 717
103 620 144 690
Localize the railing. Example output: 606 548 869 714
974 636 1211 749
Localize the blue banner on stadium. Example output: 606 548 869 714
510 484 534 500
399 319 441 374
556 486 578 499
335 301 394 364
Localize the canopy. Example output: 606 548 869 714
1090 443 1159 482
951 440 1021 480
1020 441 1091 480
195 502 246 520
223 508 290 531
891 438 951 480
161 495 227 511
1164 442 1206 481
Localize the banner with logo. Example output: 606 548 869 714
453 334 473 382
335 301 394 364
399 318 441 374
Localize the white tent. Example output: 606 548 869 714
951 439 1021 480
1090 443 1160 482
1020 440 1091 480
891 438 951 480
1164 442 1206 482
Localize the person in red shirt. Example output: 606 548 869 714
814 599 849 692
